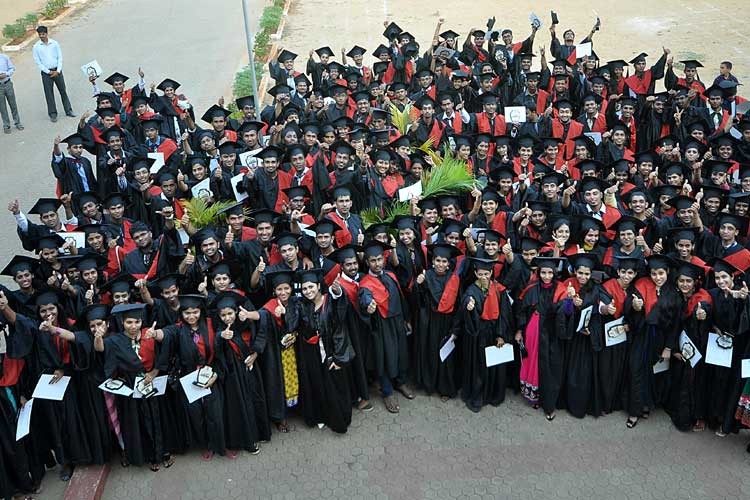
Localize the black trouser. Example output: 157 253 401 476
41 69 72 117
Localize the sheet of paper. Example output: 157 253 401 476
439 337 456 362
296 221 316 237
15 398 34 441
81 60 103 79
485 344 514 367
433 47 456 59
584 132 602 145
742 359 750 378
177 228 190 245
604 317 627 347
529 12 542 28
736 101 750 115
230 173 249 202
238 149 262 170
577 305 593 332
575 42 592 58
504 106 527 124
705 332 732 368
58 232 85 254
679 331 702 368
180 370 212 404
398 181 423 202
32 374 71 401
133 375 168 398
653 357 670 374
729 127 742 140
191 178 213 200
98 379 134 397
147 152 165 174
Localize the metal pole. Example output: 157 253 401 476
241 0 261 120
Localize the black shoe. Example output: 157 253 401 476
3 128 9 134
50 116 57 122
249 443 261 455
65 112 76 117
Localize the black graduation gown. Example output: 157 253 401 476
163 320 226 455
0 317 36 499
256 305 295 423
289 295 353 433
666 292 712 431
415 271 460 397
597 280 633 414
556 284 604 418
16 316 92 467
458 282 513 412
337 276 370 404
102 332 169 466
214 313 271 449
51 155 98 198
518 283 561 415
68 331 111 464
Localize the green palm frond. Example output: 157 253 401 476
360 206 382 229
388 102 413 136
421 156 478 199
178 198 238 230
360 201 410 229
416 138 443 167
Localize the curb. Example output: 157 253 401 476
64 464 110 500
2 1 97 52
257 0 292 104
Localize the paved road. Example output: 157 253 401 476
102 391 750 500
0 0 251 274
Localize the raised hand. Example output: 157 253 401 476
632 294 644 311
467 296 476 311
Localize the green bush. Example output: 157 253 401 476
233 62 265 99
20 13 40 29
42 0 68 19
273 0 285 8
2 23 26 41
259 6 283 33
254 30 271 59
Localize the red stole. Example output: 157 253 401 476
228 330 253 359
424 118 445 146
471 44 487 63
120 88 133 114
324 263 340 287
676 78 705 95
553 278 580 302
157 138 178 161
326 212 353 247
480 281 504 320
273 170 292 213
475 113 507 135
53 334 71 364
436 273 461 314
193 319 217 365
222 130 238 142
624 70 653 95
634 278 659 316
359 271 401 317
0 357 24 387
339 278 359 306
684 289 712 318
534 89 550 115
603 279 627 317
724 248 750 272
551 119 584 159
262 298 283 327
137 328 157 371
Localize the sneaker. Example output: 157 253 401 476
3 128 9 134
249 444 261 455
15 124 23 130
65 112 76 117
50 116 57 122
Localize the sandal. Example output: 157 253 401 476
395 385 415 400
201 450 214 462
149 463 160 472
249 443 261 455
531 404 540 410
715 429 727 437
162 455 175 468
59 465 74 482
226 450 239 460
120 451 130 468
383 395 400 413
692 421 706 432
626 417 639 429
440 395 450 402
545 412 556 422
357 399 374 412
641 410 650 419
275 420 289 433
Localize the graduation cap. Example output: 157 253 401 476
629 53 648 64
362 240 389 258
609 216 646 234
296 268 325 285
247 208 279 227
730 191 750 206
372 44 391 58
315 46 335 58
307 219 342 235
256 145 284 160
332 184 354 200
327 140 355 157
577 159 604 176
191 227 219 246
328 244 361 266
567 253 600 271
61 133 85 146
427 243 461 260
140 116 163 131
34 289 65 307
477 229 505 243
351 91 371 103
581 93 603 105
645 254 674 270
74 192 102 211
402 41 420 56
711 258 742 277
665 195 694 210
609 159 631 174
553 99 574 110
614 257 642 270
201 104 231 123
520 237 544 252
372 61 389 76
265 270 296 289
703 84 725 98
207 261 233 278
710 133 738 149
679 60 703 69
156 79 180 91
716 213 749 234
467 257 500 272
96 107 117 119
532 256 567 271
293 73 312 87
365 223 390 239
81 303 110 323
99 272 136 294
178 294 206 310
277 49 298 62
102 192 129 210
391 215 421 233
656 134 677 148
273 231 301 248
572 214 607 234
210 290 247 312
346 45 367 58
101 126 126 143
267 84 293 98
606 59 628 70
29 197 62 215
438 219 468 239
104 72 129 85
666 226 700 243
633 150 658 165
235 95 255 109
383 22 403 40
578 177 610 193
439 29 460 40
1 255 39 277
413 94 438 110
111 302 147 319
663 161 690 180
488 165 516 183
216 141 240 157
418 197 440 212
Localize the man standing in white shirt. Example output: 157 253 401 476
32 25 74 122
0 53 23 133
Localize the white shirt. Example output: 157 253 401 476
33 38 63 74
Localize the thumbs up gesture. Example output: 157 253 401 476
606 302 617 315
330 278 342 296
733 282 749 300
221 327 234 340
695 302 707 321
416 270 426 285
632 294 644 311
183 249 195 266
0 290 8 310
467 296 476 311
652 238 663 254
225 225 234 246
144 321 158 339
198 275 209 294
85 284 95 303
257 256 266 273
366 299 377 314
357 229 365 245
567 283 576 298
274 303 286 317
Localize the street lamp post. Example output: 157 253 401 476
241 0 261 120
